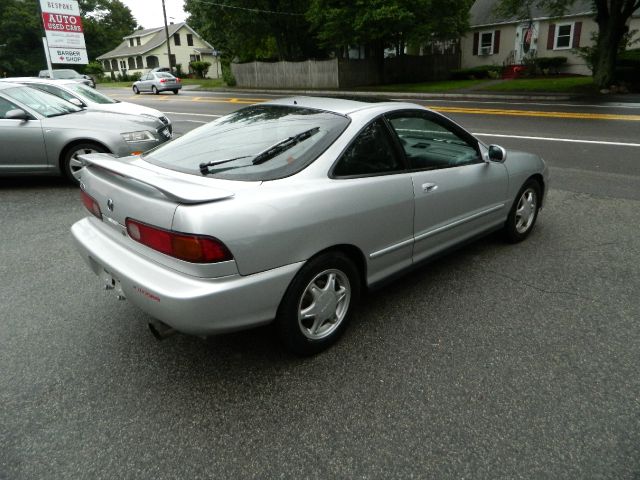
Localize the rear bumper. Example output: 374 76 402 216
71 217 302 335
157 83 182 91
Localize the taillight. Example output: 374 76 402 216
81 189 101 218
125 218 233 263
175 77 181 82
159 79 166 83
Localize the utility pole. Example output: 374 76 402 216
162 0 173 74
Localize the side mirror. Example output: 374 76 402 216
69 98 84 107
488 145 507 162
5 109 30 121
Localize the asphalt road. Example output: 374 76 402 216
1 89 639 479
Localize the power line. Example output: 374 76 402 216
186 0 305 16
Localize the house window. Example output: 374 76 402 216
554 23 573 49
146 55 159 68
187 34 194 46
136 37 141 46
189 54 201 62
136 56 143 69
479 31 494 56
119 60 127 70
103 60 110 72
129 38 134 47
128 57 135 69
169 54 176 66
174 33 181 46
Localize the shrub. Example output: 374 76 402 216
450 65 502 80
175 63 184 77
221 60 236 86
535 56 567 75
189 60 211 79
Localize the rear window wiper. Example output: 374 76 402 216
252 127 320 165
199 155 253 175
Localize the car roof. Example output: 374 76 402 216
7 77 77 86
0 81 24 91
264 96 417 116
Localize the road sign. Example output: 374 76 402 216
39 0 87 64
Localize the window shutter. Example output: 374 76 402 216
573 22 582 48
473 32 479 56
547 23 556 50
494 30 501 54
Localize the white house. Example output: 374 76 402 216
97 22 220 78
461 0 640 75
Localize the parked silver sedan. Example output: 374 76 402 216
7 78 172 133
71 97 548 355
0 82 172 181
132 72 182 95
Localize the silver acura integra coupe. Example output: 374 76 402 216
72 97 548 355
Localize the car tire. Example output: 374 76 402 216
152 86 159 95
504 178 541 243
133 85 139 94
62 142 107 184
172 89 179 95
276 252 360 356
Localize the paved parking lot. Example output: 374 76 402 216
1 93 639 478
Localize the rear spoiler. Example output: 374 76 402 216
77 154 235 204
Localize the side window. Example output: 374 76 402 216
388 114 480 170
0 97 20 119
31 84 76 103
333 119 404 177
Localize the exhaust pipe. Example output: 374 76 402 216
148 320 176 340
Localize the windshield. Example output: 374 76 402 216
53 70 82 79
71 83 118 104
3 86 82 117
143 105 350 181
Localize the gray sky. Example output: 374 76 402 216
119 0 188 30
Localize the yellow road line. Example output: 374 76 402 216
111 94 640 121
429 106 640 121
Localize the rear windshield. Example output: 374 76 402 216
156 73 174 79
53 70 81 79
142 105 350 181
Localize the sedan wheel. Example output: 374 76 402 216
152 86 159 95
62 143 106 183
276 252 360 355
504 179 541 243
133 85 139 94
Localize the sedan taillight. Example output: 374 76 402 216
159 79 166 83
81 190 102 218
125 218 233 263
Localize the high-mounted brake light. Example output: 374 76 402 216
125 218 233 264
81 189 101 218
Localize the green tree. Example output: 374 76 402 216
496 0 640 88
184 0 324 62
0 0 45 76
79 0 138 61
0 0 136 76
306 0 471 77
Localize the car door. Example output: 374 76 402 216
137 73 149 91
0 95 48 172
330 117 415 286
386 111 508 264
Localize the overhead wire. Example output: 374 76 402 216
184 0 305 16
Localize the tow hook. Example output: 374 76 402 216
148 320 176 340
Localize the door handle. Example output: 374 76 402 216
422 182 438 193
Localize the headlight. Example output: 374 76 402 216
121 130 156 143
